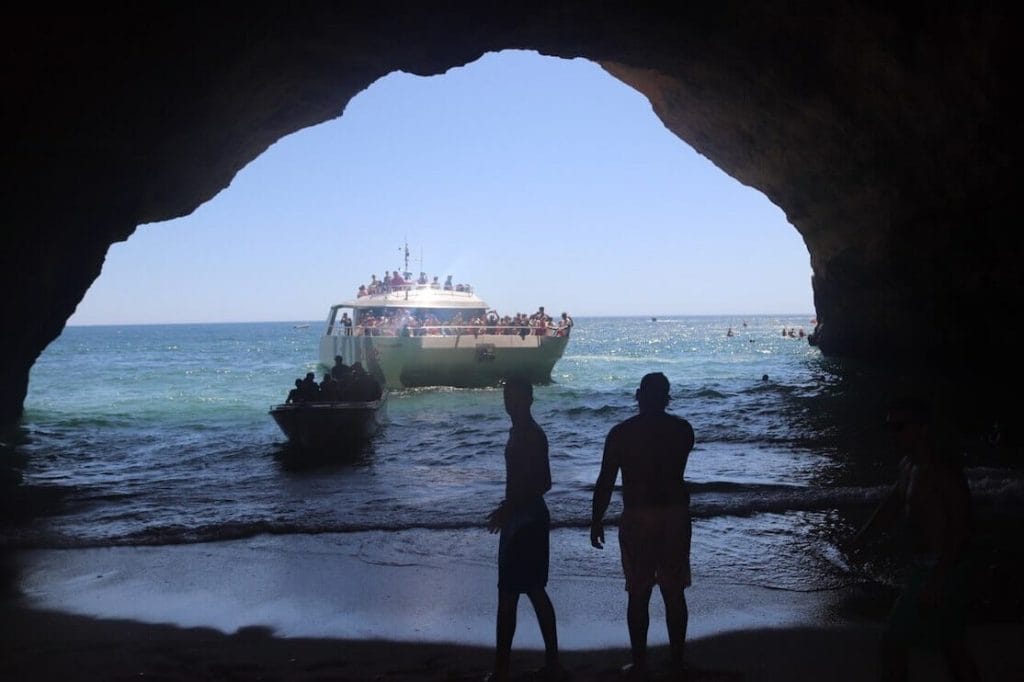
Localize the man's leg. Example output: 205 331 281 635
627 588 653 672
660 585 688 667
526 588 562 672
495 590 520 679
941 637 980 682
879 629 908 682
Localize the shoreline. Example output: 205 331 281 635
10 532 850 648
3 533 1022 680
2 602 1021 681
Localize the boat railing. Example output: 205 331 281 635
357 283 476 298
333 324 571 338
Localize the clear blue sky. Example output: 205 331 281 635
67 50 813 326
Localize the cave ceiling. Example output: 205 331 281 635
0 4 1014 426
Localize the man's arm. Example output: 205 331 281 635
851 482 902 550
591 430 620 549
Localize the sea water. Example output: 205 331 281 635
6 316 1022 595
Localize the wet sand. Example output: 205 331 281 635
2 533 1021 680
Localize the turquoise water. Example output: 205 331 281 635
6 316 1020 592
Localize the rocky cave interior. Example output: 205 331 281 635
1 5 1014 435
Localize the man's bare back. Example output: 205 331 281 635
898 455 971 558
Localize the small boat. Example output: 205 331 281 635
269 395 387 449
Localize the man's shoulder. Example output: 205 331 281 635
614 411 692 428
608 411 694 444
607 416 637 438
664 412 695 431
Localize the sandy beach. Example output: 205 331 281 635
2 531 1021 681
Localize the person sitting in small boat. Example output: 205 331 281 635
285 379 304 404
330 355 350 382
320 373 342 402
347 362 383 402
299 372 320 402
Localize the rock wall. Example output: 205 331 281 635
1 4 1014 426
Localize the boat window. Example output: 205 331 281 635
324 306 338 335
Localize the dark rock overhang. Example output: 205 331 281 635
0 4 1015 426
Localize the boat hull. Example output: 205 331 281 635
319 333 569 388
269 398 386 449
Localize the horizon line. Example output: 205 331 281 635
64 313 817 328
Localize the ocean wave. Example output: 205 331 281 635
555 404 623 417
5 475 1020 551
0 483 890 550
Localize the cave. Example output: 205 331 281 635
1 5 1014 428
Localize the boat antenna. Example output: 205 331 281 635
399 238 410 277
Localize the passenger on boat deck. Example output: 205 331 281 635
341 313 352 334
444 275 454 291
418 272 428 285
431 276 440 289
357 285 367 298
391 270 405 286
557 312 574 336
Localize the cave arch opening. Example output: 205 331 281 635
65 50 811 329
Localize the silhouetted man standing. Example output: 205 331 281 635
591 372 695 677
851 399 979 682
487 377 563 681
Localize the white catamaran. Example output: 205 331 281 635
318 251 571 388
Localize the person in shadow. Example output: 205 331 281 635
591 372 695 678
850 398 980 682
486 377 564 681
298 372 320 402
285 379 303 404
348 362 383 402
319 373 341 402
330 355 349 382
